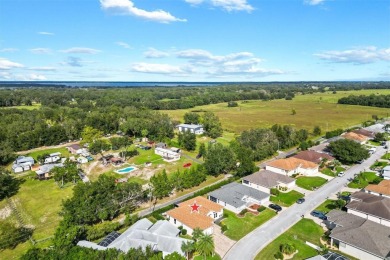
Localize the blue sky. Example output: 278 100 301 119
0 0 389 81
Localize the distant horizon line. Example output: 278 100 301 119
1 80 389 83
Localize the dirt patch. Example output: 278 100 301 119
0 206 12 219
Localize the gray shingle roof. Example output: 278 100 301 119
327 210 390 259
177 124 203 129
209 182 269 208
346 191 390 221
243 170 295 188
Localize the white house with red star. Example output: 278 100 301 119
165 196 223 235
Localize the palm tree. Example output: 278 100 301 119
181 240 195 260
192 227 204 242
196 234 214 259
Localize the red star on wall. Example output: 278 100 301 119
190 202 200 212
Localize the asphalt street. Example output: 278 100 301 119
224 145 387 260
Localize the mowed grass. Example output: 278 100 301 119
296 176 327 190
270 190 304 207
0 176 74 259
348 172 381 189
222 209 276 241
255 219 323 260
315 199 339 214
162 90 390 133
24 147 71 161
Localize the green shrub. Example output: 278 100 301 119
181 229 187 235
257 206 266 212
271 188 280 196
279 243 296 255
291 173 299 178
86 221 122 241
239 209 248 215
221 224 228 233
274 251 284 260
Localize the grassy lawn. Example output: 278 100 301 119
370 161 388 170
270 190 304 207
315 199 339 214
255 219 323 260
222 209 276 241
0 176 74 259
348 171 382 189
162 90 390 133
24 147 71 160
335 166 345 173
381 153 390 160
321 168 336 177
296 176 327 190
368 140 381 146
194 255 221 260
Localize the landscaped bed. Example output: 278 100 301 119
221 209 276 241
254 219 323 260
296 176 327 190
270 190 304 207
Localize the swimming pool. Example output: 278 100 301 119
115 166 137 174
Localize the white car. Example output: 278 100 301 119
338 172 345 177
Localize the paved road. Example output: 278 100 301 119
224 146 386 260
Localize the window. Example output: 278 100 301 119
243 180 249 184
174 219 176 224
214 212 217 218
209 196 217 203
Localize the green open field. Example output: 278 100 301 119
0 175 74 259
0 103 41 110
162 90 390 133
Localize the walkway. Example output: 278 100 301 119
224 146 386 260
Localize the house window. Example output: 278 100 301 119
209 196 217 203
174 219 176 224
243 180 249 184
214 212 217 218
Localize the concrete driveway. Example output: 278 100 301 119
213 224 236 258
224 146 387 260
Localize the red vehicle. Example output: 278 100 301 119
183 163 192 168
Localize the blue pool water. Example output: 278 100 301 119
116 166 136 174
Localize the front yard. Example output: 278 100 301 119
221 209 276 241
255 219 323 260
348 171 382 189
296 176 327 190
270 190 304 207
315 199 339 214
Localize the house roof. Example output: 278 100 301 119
292 150 334 164
352 129 375 138
346 191 390 221
364 123 385 134
209 182 270 208
327 210 390 259
267 157 318 171
243 170 295 188
177 124 203 129
341 132 368 143
166 196 223 230
365 180 390 196
68 144 81 150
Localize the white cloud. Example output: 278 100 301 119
60 47 101 54
0 72 12 79
29 74 47 80
176 49 254 65
185 0 253 12
30 48 52 54
131 62 192 74
28 66 57 71
100 0 186 23
144 48 169 58
0 48 18 53
314 46 390 64
38 31 54 35
0 58 24 70
116 41 132 49
305 0 325 5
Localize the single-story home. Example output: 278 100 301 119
382 166 390 180
365 180 390 198
165 196 223 235
352 128 375 139
77 218 188 257
242 170 296 193
305 252 349 260
77 156 88 164
35 163 64 178
177 124 204 135
341 132 369 144
12 156 35 173
346 191 390 227
44 152 62 164
155 147 181 162
326 210 390 260
208 182 270 213
155 142 167 149
292 150 334 165
67 144 83 154
266 157 318 176
364 123 386 134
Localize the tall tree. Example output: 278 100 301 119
51 160 79 187
184 112 200 124
196 234 215 259
329 139 369 164
0 169 21 200
202 112 223 138
313 126 322 136
89 139 111 156
81 126 103 144
204 143 236 176
150 170 173 209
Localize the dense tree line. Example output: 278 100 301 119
338 94 390 108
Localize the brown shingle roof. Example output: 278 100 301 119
346 191 390 221
267 157 318 171
243 170 295 188
327 210 390 258
352 129 375 138
292 150 334 164
166 196 223 231
341 132 368 143
365 180 390 197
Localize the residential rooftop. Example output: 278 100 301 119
267 157 318 171
365 180 390 197
292 150 334 164
341 132 368 143
346 191 390 221
177 124 203 129
243 170 295 188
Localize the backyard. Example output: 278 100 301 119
270 190 304 207
255 219 323 260
296 176 328 190
221 209 276 241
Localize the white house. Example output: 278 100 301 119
44 152 61 164
382 166 390 180
208 182 270 213
155 147 181 162
242 170 296 193
177 124 204 135
166 196 223 235
265 157 318 176
12 156 35 173
77 156 88 164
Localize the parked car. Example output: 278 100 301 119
311 210 327 220
337 171 345 177
269 204 282 212
296 198 305 204
356 159 364 164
